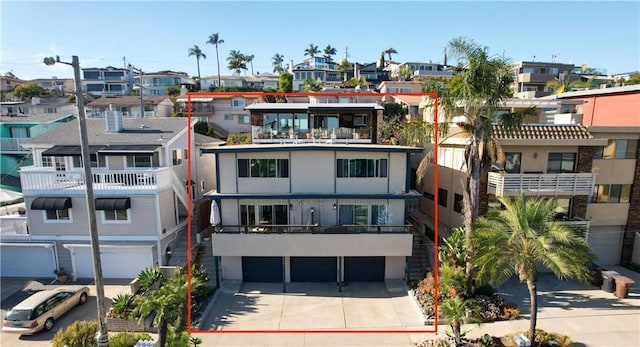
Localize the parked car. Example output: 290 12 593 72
2 287 89 334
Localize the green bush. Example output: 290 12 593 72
193 121 210 136
109 331 153 347
51 320 98 347
226 132 252 145
109 293 136 319
137 267 164 291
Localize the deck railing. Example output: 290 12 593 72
0 215 28 235
211 224 412 234
487 172 596 197
0 138 29 152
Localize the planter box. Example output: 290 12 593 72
107 313 157 333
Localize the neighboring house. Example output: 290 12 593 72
511 61 575 99
29 78 75 95
0 115 203 279
134 71 195 96
291 57 343 91
0 75 27 102
200 73 280 91
388 62 453 80
200 75 245 91
176 94 264 138
0 100 77 187
353 62 391 91
82 66 134 97
243 73 279 90
86 96 174 118
378 81 429 118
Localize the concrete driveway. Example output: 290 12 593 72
200 280 426 331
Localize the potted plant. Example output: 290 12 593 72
54 268 69 284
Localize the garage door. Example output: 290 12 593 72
588 228 623 266
344 256 385 282
291 257 337 282
0 244 55 277
242 257 283 282
73 246 153 279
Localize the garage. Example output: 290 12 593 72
0 243 56 277
344 256 385 282
242 256 283 282
290 257 337 282
69 245 154 279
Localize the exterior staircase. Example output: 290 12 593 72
408 231 433 283
166 219 217 288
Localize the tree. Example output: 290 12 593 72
206 32 224 88
470 194 595 347
398 65 413 81
272 53 285 74
323 44 337 60
4 71 16 78
304 44 320 58
166 85 181 97
12 83 47 99
245 54 255 75
227 50 247 75
302 78 323 92
336 59 352 82
278 71 293 93
418 37 533 295
187 45 206 83
623 74 640 85
384 47 398 61
439 297 481 347
545 75 595 94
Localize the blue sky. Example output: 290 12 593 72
1 0 639 80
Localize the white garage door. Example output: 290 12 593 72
72 246 153 279
0 244 56 277
588 227 623 266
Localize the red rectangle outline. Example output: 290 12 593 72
185 91 439 334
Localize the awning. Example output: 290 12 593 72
42 146 104 157
98 144 160 155
95 198 131 210
31 197 72 210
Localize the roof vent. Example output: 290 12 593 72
105 104 123 132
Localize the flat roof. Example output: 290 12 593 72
201 143 423 154
245 103 384 110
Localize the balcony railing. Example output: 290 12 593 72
252 126 372 144
20 166 174 196
0 138 29 152
211 224 412 234
88 111 156 118
487 172 596 197
0 215 28 235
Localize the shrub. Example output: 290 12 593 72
500 304 521 321
109 331 153 347
194 121 210 136
501 329 572 347
137 267 164 291
226 132 252 145
51 320 98 347
109 293 136 319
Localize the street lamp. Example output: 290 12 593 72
44 55 109 346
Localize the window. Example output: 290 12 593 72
336 159 388 178
240 204 288 225
238 115 250 124
44 209 72 222
454 193 464 213
504 152 521 173
224 114 234 120
593 139 638 159
438 188 448 207
547 152 576 173
339 204 386 225
126 153 159 168
237 159 289 178
423 191 434 200
231 98 245 108
172 149 184 165
42 156 66 171
45 107 57 114
73 154 106 168
591 184 631 203
103 209 130 223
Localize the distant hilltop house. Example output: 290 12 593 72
86 95 175 118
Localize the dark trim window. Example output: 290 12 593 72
423 191 434 200
338 204 386 225
591 184 631 203
593 139 638 159
438 188 448 207
504 152 521 173
453 193 464 213
238 159 289 178
336 159 388 178
240 204 288 225
126 153 159 168
73 154 106 168
547 152 576 173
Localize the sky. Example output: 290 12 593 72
1 0 639 81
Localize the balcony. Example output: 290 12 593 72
20 166 174 196
517 73 556 83
88 111 156 118
0 138 29 153
0 215 28 236
487 172 596 197
252 126 372 144
211 224 413 257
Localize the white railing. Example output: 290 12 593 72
20 166 174 196
0 138 29 152
487 172 596 197
0 215 28 235
252 126 372 144
88 111 156 119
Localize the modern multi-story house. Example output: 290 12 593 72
0 98 77 188
201 99 423 283
29 77 75 95
291 56 343 91
511 61 576 99
200 73 279 91
0 75 27 102
134 70 195 96
0 114 202 279
378 81 429 118
82 66 134 97
86 96 175 118
387 62 453 80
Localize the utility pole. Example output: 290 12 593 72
128 64 144 118
44 55 109 346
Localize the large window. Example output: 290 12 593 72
593 139 638 160
103 210 130 223
591 184 631 203
126 153 159 168
453 193 464 213
240 204 288 225
232 98 245 108
42 156 66 171
504 152 521 173
338 204 387 225
44 209 72 222
547 152 576 173
73 154 106 168
238 159 289 178
438 188 448 207
336 159 388 178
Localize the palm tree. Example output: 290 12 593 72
439 297 481 347
470 194 595 347
336 59 352 82
227 50 247 75
272 53 285 74
206 33 224 88
187 45 206 83
245 54 255 75
417 37 534 295
302 78 323 92
384 47 398 61
304 44 320 58
546 75 597 94
323 44 337 60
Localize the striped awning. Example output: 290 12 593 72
31 197 72 210
95 198 131 210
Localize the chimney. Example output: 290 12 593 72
288 60 294 73
105 104 123 132
180 85 188 96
